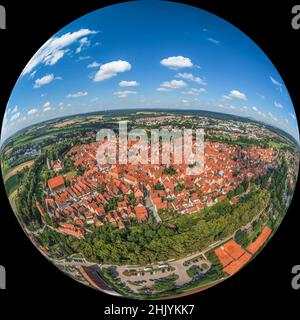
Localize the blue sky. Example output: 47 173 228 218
1 0 299 142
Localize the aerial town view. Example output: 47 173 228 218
0 1 299 299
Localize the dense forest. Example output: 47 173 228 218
13 142 73 230
65 189 270 265
14 154 45 229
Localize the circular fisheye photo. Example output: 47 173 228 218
1 1 299 299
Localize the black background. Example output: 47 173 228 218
0 0 299 317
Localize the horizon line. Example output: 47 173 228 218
1 107 299 148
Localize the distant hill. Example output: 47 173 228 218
1 108 299 151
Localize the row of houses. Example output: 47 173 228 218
43 140 276 238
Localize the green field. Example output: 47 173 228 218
4 174 20 196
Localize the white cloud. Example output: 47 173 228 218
228 89 247 101
207 37 220 45
268 112 277 122
270 76 284 93
157 87 170 92
252 106 266 118
27 108 38 116
94 60 131 82
11 105 18 114
274 101 283 109
119 80 139 87
22 29 97 75
257 93 265 100
87 61 101 68
76 37 91 53
3 114 8 126
10 112 20 121
270 76 283 87
181 99 191 106
222 95 232 100
30 71 37 79
78 56 91 61
43 101 51 108
289 112 296 120
66 91 88 98
42 101 52 112
182 88 206 96
34 74 55 88
160 56 193 69
160 80 187 89
114 90 137 98
48 50 65 65
176 72 206 85
260 112 267 118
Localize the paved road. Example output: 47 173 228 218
27 197 269 294
101 202 268 292
145 193 161 222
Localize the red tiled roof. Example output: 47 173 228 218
58 227 84 238
48 175 65 190
134 204 148 221
124 174 137 183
